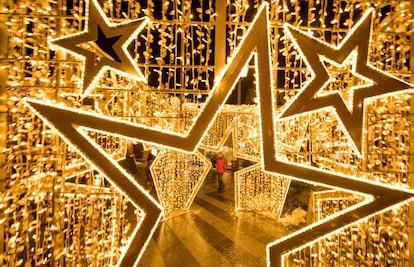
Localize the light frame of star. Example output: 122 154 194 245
49 0 148 97
266 7 414 266
25 2 414 266
278 8 413 158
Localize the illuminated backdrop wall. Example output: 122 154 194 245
1 0 413 266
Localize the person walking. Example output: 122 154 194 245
216 153 227 193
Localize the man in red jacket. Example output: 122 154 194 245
216 153 227 193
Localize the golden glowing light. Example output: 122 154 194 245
25 99 163 266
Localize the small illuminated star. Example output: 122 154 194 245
280 9 412 156
318 51 372 112
239 118 261 153
51 0 148 96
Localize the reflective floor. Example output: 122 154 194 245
138 171 290 267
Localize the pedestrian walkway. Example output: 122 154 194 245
138 171 290 267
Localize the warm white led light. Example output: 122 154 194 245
235 108 262 161
200 107 237 152
317 51 373 112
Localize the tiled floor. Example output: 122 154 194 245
138 171 289 267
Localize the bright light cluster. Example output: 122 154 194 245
265 4 414 267
15 3 275 266
296 190 410 266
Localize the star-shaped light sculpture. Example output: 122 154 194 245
25 3 414 266
318 51 372 112
50 0 148 96
279 9 413 156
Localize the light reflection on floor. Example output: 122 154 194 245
137 171 290 267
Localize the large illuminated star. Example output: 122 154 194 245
25 3 414 266
279 9 412 156
50 0 147 96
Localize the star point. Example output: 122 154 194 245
50 0 148 96
25 98 163 267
